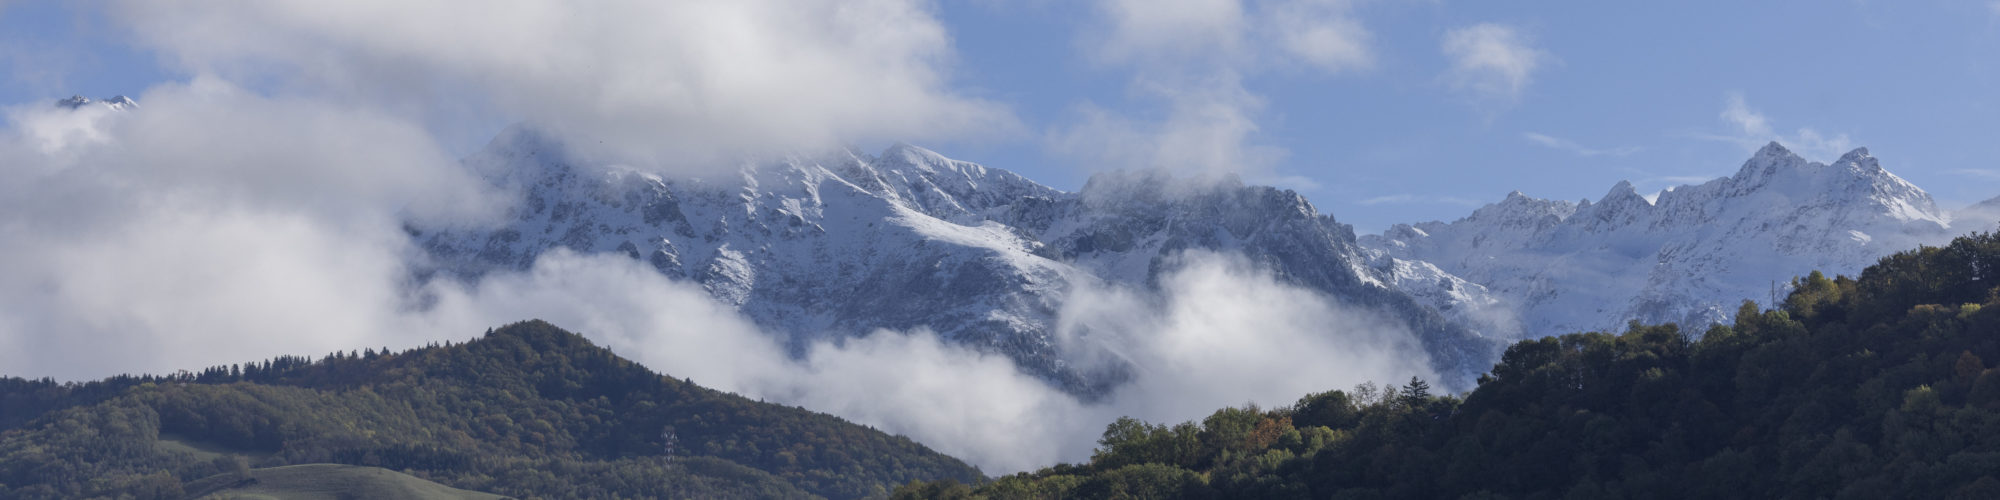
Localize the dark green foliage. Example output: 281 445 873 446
0 320 980 499
900 232 2000 499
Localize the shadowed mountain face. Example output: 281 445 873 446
412 127 1500 393
0 320 979 500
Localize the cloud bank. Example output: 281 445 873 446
417 249 1434 473
108 0 1013 170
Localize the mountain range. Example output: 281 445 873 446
1363 142 1976 339
409 122 1996 394
54 95 1996 394
411 126 1496 392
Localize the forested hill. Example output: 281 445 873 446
0 320 982 499
898 232 2000 499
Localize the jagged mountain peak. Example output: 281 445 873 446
1837 146 1873 164
1365 143 1964 339
1461 190 1576 228
1700 143 1941 224
1600 180 1647 204
1580 180 1651 223
1732 141 1814 184
1753 140 1800 161
877 142 950 168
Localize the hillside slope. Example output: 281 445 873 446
0 320 979 499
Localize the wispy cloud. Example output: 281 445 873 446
1060 0 1373 179
1522 132 1639 157
1267 0 1374 75
1441 23 1549 104
1948 168 2000 181
1357 194 1486 207
1705 92 1854 162
1050 73 1287 175
1090 0 1373 74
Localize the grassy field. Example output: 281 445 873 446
182 464 509 500
155 432 275 462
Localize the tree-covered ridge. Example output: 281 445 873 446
900 233 2000 499
0 320 981 499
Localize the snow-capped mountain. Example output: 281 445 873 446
1362 142 1956 338
412 126 1499 393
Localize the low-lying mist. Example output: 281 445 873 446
419 249 1437 473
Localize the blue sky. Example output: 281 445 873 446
6 1 2000 232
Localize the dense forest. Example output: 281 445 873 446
0 320 981 499
896 232 2000 499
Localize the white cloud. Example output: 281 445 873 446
1061 0 1372 179
1267 0 1374 74
1092 0 1248 65
1720 93 1773 138
0 82 502 381
108 0 1013 170
1051 74 1285 175
1715 92 1855 162
1090 0 1371 73
1057 252 1437 421
1523 132 1640 157
1441 23 1549 103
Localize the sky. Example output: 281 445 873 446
6 1 2000 232
4 0 2000 473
